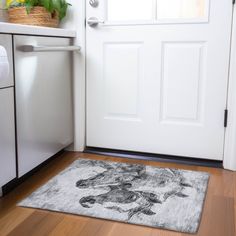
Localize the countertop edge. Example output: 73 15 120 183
0 22 77 38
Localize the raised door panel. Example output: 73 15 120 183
103 42 143 120
160 42 206 125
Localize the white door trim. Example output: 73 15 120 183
70 0 86 152
224 4 236 171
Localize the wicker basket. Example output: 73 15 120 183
8 6 59 28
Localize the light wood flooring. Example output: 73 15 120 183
0 152 235 236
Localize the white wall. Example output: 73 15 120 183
61 0 86 151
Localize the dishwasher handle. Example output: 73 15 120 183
18 45 81 52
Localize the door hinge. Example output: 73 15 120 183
224 109 228 128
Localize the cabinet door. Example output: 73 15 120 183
14 35 73 177
0 34 14 88
0 88 16 187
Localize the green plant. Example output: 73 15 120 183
7 0 71 20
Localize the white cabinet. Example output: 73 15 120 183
0 88 16 187
0 34 16 189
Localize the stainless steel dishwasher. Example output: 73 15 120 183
14 35 76 177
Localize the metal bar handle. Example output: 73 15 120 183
87 17 105 27
18 45 81 52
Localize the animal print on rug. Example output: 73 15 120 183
18 159 209 233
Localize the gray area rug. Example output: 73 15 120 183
19 159 209 233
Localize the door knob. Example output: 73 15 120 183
89 0 99 8
87 17 104 27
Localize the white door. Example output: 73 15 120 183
86 0 233 160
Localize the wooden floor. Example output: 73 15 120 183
0 152 235 236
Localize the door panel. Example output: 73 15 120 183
86 0 232 160
104 42 142 118
160 42 205 124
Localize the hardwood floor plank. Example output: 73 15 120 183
6 211 48 236
197 196 235 236
150 229 182 236
235 173 236 234
0 151 235 236
106 222 152 236
0 207 34 235
94 221 115 236
7 210 64 236
48 216 89 236
77 218 105 236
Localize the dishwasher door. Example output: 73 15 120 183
14 35 73 177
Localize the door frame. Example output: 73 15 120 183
73 0 236 171
224 3 236 171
